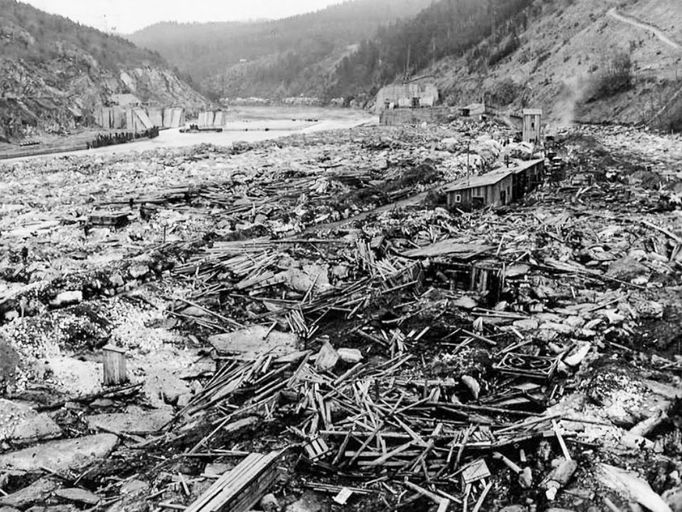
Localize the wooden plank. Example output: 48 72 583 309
184 454 262 512
186 450 285 512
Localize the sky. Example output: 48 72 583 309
21 0 348 34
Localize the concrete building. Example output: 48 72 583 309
94 107 126 130
198 110 228 128
125 108 154 132
380 107 456 126
94 106 184 130
162 108 185 128
375 81 439 113
147 107 164 128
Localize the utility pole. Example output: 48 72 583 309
466 133 471 186
405 43 411 81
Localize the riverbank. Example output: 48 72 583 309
0 106 375 162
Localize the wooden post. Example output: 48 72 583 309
103 345 127 386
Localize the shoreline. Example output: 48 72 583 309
0 109 375 163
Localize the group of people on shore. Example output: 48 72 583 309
87 126 160 149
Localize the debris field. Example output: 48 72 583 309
0 122 681 512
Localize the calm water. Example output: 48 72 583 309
9 107 375 162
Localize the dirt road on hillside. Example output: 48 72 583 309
608 8 681 51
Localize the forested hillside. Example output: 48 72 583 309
327 0 532 102
0 0 206 140
425 0 682 130
128 0 433 100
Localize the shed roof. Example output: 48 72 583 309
445 169 513 192
523 109 543 116
510 158 544 174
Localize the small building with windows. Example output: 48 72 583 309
445 169 514 210
446 158 545 210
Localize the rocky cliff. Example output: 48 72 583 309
0 0 207 140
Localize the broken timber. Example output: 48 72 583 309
102 345 127 386
185 450 285 512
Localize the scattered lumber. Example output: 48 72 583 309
185 450 286 512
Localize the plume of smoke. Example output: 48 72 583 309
552 75 587 130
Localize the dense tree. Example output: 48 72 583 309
328 0 532 100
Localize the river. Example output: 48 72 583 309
3 107 376 162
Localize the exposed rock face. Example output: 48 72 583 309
0 58 206 139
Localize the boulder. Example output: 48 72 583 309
282 264 332 295
664 486 682 512
606 257 649 282
453 296 478 310
128 264 149 279
461 375 481 400
209 326 298 361
0 400 62 444
588 365 676 427
314 341 339 372
26 506 76 512
513 318 539 331
142 369 191 408
598 463 672 512
286 491 324 512
260 493 280 512
0 478 61 509
54 488 101 505
337 348 363 364
87 408 172 435
505 264 530 278
50 291 82 308
106 480 149 512
0 434 118 473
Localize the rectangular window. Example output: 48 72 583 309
454 194 462 203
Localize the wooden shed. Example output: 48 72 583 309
522 109 543 143
445 169 514 210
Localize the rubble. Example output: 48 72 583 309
0 122 681 511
